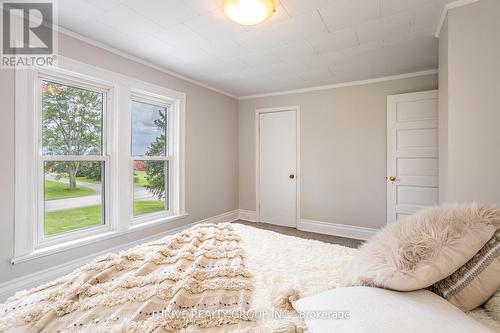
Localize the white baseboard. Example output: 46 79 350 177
0 210 239 303
235 210 377 241
238 209 258 222
201 210 240 224
298 219 378 241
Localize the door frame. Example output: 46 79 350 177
255 105 301 227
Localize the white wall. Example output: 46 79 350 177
438 17 449 203
239 74 438 229
439 0 500 204
0 32 239 283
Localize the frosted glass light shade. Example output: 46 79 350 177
223 0 276 25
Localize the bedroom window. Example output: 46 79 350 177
41 79 108 239
13 58 185 263
36 75 112 248
131 96 171 221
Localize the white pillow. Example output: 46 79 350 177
292 287 493 333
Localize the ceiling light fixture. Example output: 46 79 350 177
223 0 276 25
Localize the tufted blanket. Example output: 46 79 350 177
0 224 254 332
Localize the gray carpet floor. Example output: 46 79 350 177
233 220 363 248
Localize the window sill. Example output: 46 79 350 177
11 213 188 264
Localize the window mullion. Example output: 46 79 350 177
132 156 169 161
41 155 106 160
114 86 133 232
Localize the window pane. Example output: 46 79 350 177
44 161 104 236
133 160 168 216
42 80 103 156
131 101 167 156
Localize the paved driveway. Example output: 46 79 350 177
45 175 156 212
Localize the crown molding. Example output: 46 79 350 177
56 26 238 99
435 0 480 38
238 69 439 100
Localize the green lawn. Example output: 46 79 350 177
44 180 96 201
133 170 148 187
134 200 165 216
60 175 102 184
45 204 103 236
45 201 165 236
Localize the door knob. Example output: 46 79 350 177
289 174 295 179
388 176 396 182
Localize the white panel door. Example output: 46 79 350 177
258 109 297 227
387 91 439 223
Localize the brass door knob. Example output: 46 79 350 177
289 174 295 179
388 176 396 182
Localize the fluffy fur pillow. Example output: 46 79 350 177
342 203 500 291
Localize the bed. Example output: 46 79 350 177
0 223 499 332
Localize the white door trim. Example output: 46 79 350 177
255 106 300 227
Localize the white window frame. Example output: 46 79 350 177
13 56 186 264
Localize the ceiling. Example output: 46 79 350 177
58 0 451 97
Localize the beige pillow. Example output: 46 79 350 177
342 203 500 291
430 230 500 311
485 288 500 322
